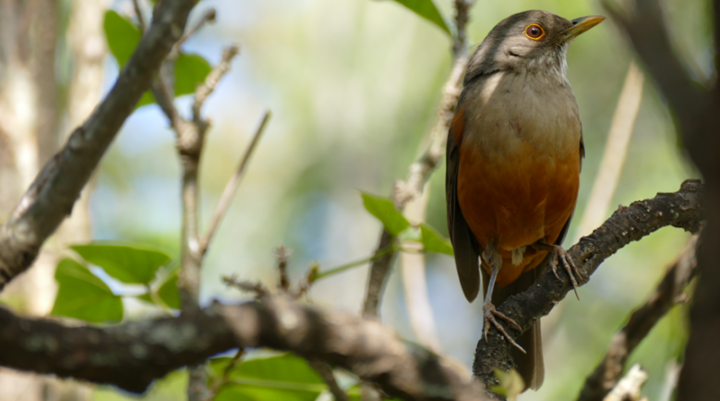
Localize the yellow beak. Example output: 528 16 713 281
555 15 605 43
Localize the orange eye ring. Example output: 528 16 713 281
524 24 545 40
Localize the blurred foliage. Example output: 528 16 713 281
387 0 452 35
103 10 212 107
51 243 178 320
51 258 123 323
81 0 710 399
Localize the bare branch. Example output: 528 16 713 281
205 348 245 401
132 0 146 33
605 2 720 401
222 275 270 298
473 180 703 390
0 0 197 291
192 45 240 122
275 245 291 292
573 62 644 241
307 358 349 401
603 365 648 401
601 0 708 137
0 299 488 401
577 235 699 401
361 3 473 317
200 110 270 254
169 8 217 60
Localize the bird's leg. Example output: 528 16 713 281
532 240 581 300
481 247 525 354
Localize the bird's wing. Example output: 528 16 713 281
446 103 482 302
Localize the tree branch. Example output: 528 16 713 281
577 235 698 401
473 180 703 391
604 2 720 401
0 298 489 401
361 0 474 318
0 0 196 291
603 364 649 401
0 182 704 401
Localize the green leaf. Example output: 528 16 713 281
360 192 410 236
390 0 451 35
103 10 142 68
71 244 171 285
210 354 327 401
103 10 213 109
175 53 212 97
158 270 181 309
490 368 524 401
51 258 123 323
419 223 454 255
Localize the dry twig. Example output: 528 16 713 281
200 109 270 254
361 0 475 319
577 235 698 401
307 358 349 401
602 364 648 401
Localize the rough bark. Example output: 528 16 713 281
473 180 703 391
0 0 197 290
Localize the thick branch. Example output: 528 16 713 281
0 0 196 290
577 235 698 401
473 180 703 390
602 0 708 138
0 298 488 401
606 2 720 401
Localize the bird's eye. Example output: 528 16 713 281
524 24 545 40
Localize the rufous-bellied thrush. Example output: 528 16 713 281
446 10 604 390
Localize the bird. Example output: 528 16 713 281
445 10 604 390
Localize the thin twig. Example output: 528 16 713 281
602 364 648 401
574 62 644 242
293 262 320 298
193 45 240 122
400 188 442 353
576 234 699 401
200 110 270 254
223 275 269 298
132 0 146 32
169 7 217 60
205 348 246 401
361 0 474 319
316 245 398 281
275 245 291 292
307 358 349 401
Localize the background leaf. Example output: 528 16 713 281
103 10 141 68
72 244 171 284
50 258 123 323
361 192 410 236
210 354 328 401
174 53 212 97
419 223 454 255
157 269 181 309
390 0 451 35
103 10 212 109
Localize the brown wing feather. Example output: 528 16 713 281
446 104 482 302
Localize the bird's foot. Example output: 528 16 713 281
547 244 581 300
483 301 525 354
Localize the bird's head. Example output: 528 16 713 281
465 10 604 82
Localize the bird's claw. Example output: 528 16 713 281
483 301 526 354
549 245 581 300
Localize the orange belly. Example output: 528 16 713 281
457 141 580 287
